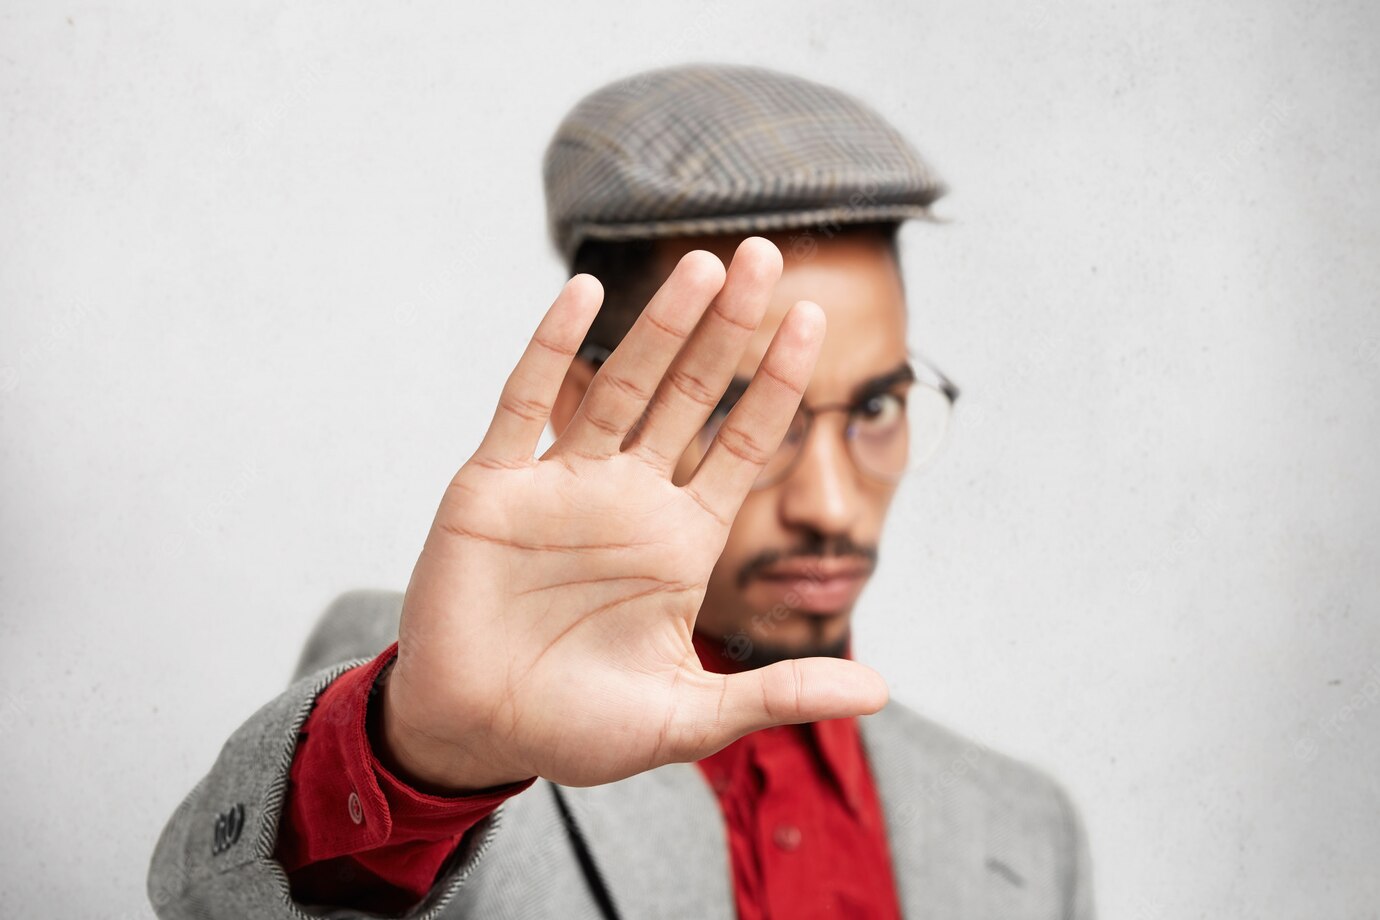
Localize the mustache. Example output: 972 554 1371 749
736 534 879 590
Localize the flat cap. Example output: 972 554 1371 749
543 63 946 263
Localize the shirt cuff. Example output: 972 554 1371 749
276 642 535 871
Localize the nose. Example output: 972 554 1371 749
776 413 863 537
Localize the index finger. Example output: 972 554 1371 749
473 274 604 467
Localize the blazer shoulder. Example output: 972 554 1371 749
291 588 405 682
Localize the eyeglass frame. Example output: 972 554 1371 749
574 342 960 488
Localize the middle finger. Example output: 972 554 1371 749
554 249 726 460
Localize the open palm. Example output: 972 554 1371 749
384 238 889 792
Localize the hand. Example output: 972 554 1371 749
381 237 889 792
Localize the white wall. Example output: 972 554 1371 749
2 1 1377 916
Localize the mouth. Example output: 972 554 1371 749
752 558 873 614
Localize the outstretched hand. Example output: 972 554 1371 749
381 237 889 792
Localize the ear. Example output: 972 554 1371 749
549 356 598 440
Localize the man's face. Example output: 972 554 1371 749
657 230 910 665
552 230 911 665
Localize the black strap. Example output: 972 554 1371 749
550 783 623 920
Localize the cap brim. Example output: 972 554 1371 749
563 202 945 262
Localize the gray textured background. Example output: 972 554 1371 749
2 1 1378 917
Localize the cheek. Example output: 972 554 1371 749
851 484 900 543
868 479 901 520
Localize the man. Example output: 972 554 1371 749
149 64 1094 919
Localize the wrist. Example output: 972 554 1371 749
372 663 532 795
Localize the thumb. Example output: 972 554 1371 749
682 657 890 760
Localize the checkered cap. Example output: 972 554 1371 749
543 63 946 263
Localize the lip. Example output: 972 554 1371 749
753 560 872 614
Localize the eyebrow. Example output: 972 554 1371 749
852 360 916 401
717 360 916 411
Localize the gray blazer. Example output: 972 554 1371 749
148 590 1094 919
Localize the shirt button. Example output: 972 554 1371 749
772 823 802 851
347 791 363 825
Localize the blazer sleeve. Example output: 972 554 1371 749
147 590 501 919
1056 781 1096 920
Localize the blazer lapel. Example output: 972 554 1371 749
860 703 978 919
555 762 735 920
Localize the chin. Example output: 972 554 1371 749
732 615 852 669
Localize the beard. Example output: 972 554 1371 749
729 626 852 670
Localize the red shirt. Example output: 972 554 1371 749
276 638 901 919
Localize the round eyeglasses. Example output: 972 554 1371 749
578 345 959 490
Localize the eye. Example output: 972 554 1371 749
698 385 748 449
708 383 748 422
856 392 905 428
709 398 734 422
